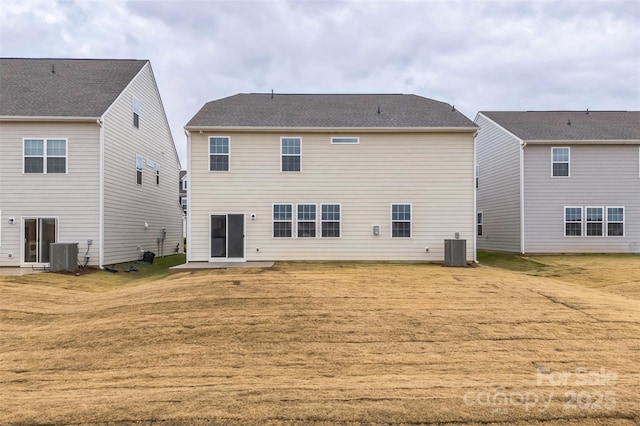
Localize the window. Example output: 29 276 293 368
391 204 411 238
475 165 479 189
477 212 483 236
273 204 293 238
321 204 341 237
24 139 67 174
136 155 143 185
552 147 569 177
133 98 140 128
180 197 187 213
281 137 301 172
156 165 160 185
296 204 316 237
564 207 582 236
182 179 187 190
607 207 624 237
209 137 230 171
331 137 359 144
586 207 603 236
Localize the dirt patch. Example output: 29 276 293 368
1 261 639 424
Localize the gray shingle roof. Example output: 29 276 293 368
0 58 147 117
187 93 477 129
481 111 640 141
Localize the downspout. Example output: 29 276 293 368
97 118 105 269
185 128 191 263
520 140 527 254
473 130 478 263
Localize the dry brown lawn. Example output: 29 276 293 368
1 256 639 425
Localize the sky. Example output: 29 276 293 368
1 0 639 168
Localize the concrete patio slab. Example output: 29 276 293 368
169 261 274 274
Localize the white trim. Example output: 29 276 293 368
0 116 98 122
551 147 570 177
525 139 640 145
606 206 625 237
331 137 359 144
564 206 583 237
320 203 342 238
136 154 143 185
208 136 231 172
585 206 604 237
477 211 483 237
272 203 293 238
390 203 412 238
296 203 318 238
280 136 302 172
132 97 140 129
186 126 479 134
185 130 192 262
98 119 104 267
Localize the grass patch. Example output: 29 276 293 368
477 250 547 272
4 254 186 292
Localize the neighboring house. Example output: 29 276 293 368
179 170 188 214
184 93 478 263
475 110 640 254
0 58 184 268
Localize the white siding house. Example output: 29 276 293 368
475 111 640 253
185 94 478 263
0 58 183 268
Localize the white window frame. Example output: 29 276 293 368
320 203 341 238
23 138 68 174
182 179 188 190
136 155 143 185
296 204 317 238
272 203 293 238
281 137 302 172
331 137 359 144
606 206 625 237
180 197 187 212
156 164 160 185
391 203 412 238
477 211 483 236
585 206 604 237
209 136 230 172
475 164 479 189
564 206 582 237
552 147 570 177
133 97 140 128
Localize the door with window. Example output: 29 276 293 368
23 218 57 264
210 214 245 261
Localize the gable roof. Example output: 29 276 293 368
480 111 640 141
186 93 477 130
0 58 148 118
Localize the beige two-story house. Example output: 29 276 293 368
0 58 184 268
185 93 478 263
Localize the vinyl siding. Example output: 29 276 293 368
0 121 100 266
102 63 183 265
523 144 640 253
189 131 475 262
474 114 522 252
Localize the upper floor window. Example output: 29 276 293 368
136 155 143 185
564 206 582 236
331 137 359 144
209 137 230 171
156 165 160 185
133 98 140 128
24 139 67 174
552 147 569 177
477 212 483 236
281 137 301 172
607 207 624 237
297 204 317 238
180 196 187 213
321 204 341 237
273 204 293 238
182 179 187 190
391 204 411 238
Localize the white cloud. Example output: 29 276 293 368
1 0 639 166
